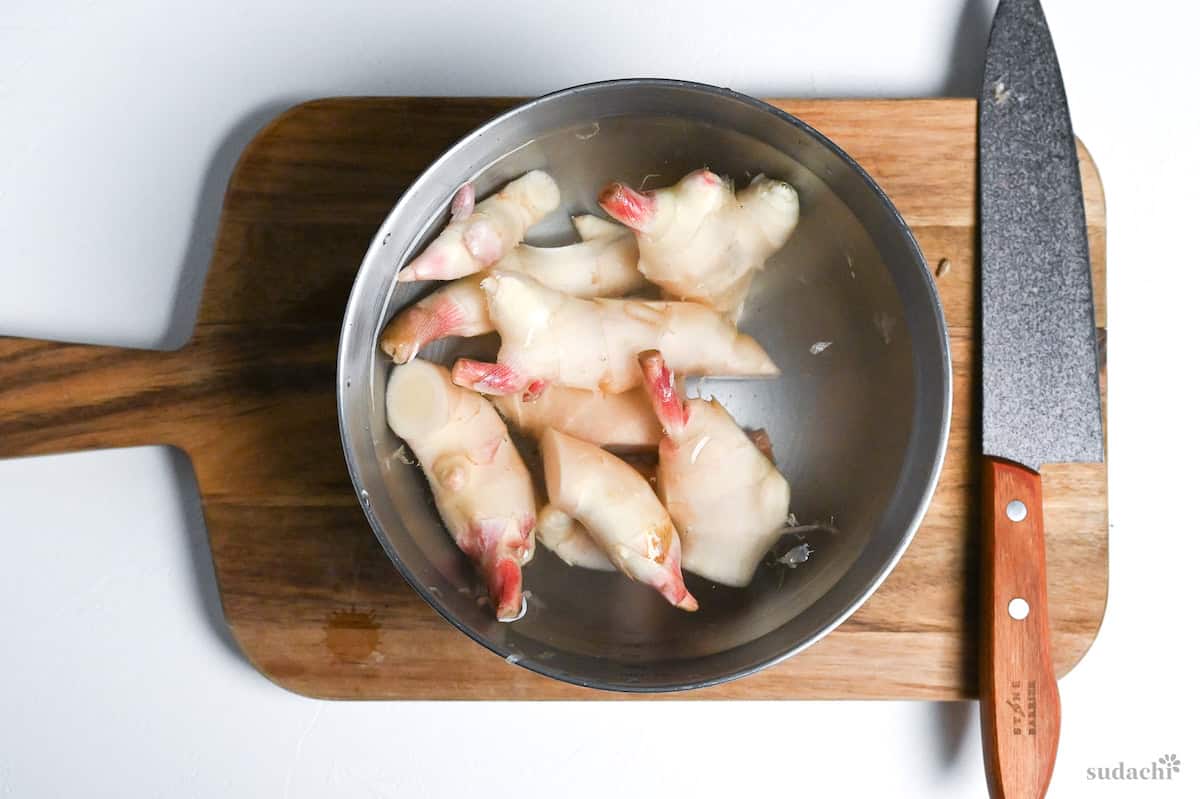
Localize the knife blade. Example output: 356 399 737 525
977 1 1104 797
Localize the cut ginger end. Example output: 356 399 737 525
384 359 451 441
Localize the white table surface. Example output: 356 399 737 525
2 1 1195 796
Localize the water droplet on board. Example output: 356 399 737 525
360 489 370 508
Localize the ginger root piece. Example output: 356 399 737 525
491 385 660 452
380 215 643 364
380 277 493 364
541 429 696 610
535 506 615 572
385 359 537 621
397 170 561 283
496 214 643 298
451 272 778 397
638 350 792 587
600 169 799 318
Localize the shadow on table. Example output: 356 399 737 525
942 0 995 97
166 446 256 671
929 701 979 770
156 98 302 351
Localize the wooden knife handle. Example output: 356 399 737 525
980 457 1061 799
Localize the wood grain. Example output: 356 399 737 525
980 459 1061 799
0 98 1108 699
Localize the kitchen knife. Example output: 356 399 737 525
978 1 1104 798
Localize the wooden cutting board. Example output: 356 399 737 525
0 98 1107 699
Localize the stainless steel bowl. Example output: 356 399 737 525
337 79 951 692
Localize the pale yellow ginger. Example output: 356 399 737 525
385 359 537 621
540 428 696 610
396 170 561 283
600 169 799 318
452 272 778 398
638 350 791 587
381 215 642 364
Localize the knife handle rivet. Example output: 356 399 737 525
1005 499 1028 523
1008 597 1030 620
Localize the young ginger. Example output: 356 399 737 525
451 272 778 398
396 170 561 283
385 358 537 621
491 384 660 452
599 169 799 318
638 350 791 587
380 215 642 364
534 506 615 571
540 428 697 610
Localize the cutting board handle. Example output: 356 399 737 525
980 457 1062 799
0 337 185 458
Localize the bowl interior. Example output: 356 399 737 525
337 81 949 691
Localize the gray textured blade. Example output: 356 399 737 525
980 0 1103 471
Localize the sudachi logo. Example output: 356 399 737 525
1087 753 1182 781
